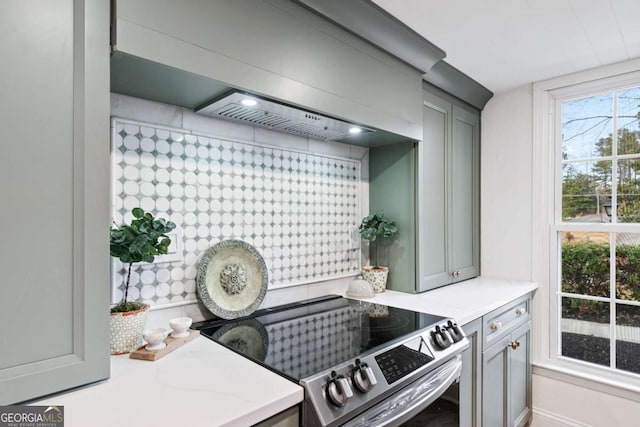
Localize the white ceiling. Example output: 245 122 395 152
373 0 640 93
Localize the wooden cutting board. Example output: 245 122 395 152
129 329 200 361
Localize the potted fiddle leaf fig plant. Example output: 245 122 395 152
358 213 398 293
109 207 176 354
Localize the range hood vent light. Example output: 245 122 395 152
195 91 374 141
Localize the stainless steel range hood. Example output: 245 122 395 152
195 91 374 141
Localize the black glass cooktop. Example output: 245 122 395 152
194 296 446 382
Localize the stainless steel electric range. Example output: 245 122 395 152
194 295 468 427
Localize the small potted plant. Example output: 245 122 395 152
358 213 398 293
109 207 176 354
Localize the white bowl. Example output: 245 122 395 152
143 328 169 351
169 317 193 338
346 275 375 299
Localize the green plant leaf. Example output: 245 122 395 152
109 208 176 304
132 207 144 219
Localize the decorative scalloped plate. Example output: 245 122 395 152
197 240 268 319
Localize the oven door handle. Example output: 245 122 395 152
342 355 463 427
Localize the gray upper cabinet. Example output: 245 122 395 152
418 86 479 292
0 0 110 404
450 105 480 282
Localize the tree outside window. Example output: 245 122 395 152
559 86 640 375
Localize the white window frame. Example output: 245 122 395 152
532 59 640 397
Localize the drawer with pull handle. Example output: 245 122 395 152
483 294 530 350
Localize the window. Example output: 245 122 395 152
555 85 640 376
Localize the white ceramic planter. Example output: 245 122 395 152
366 303 390 318
109 304 149 355
362 266 389 293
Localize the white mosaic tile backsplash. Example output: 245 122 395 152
111 117 362 308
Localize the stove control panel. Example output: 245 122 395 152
374 336 434 384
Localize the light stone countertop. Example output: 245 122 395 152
340 276 538 326
33 337 303 427
32 276 536 426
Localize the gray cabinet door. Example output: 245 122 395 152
482 334 511 427
418 89 480 292
460 319 482 427
482 320 531 427
509 322 531 427
450 106 480 282
0 0 110 404
419 93 453 291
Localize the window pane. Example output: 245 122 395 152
616 304 640 374
617 158 640 223
562 94 613 161
616 235 640 301
562 161 611 222
617 87 640 156
561 232 610 297
561 297 610 367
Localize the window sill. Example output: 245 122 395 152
532 359 640 402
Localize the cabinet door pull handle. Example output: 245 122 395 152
509 341 518 350
490 321 502 331
515 307 526 315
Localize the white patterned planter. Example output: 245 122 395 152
109 304 149 355
366 303 390 318
362 267 389 293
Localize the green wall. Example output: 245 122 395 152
369 142 417 293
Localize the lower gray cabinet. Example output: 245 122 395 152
509 323 531 427
460 294 532 427
460 319 482 427
482 321 531 427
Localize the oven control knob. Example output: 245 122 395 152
431 325 452 350
326 371 353 407
351 359 377 393
446 320 464 343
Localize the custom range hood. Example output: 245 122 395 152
195 91 374 141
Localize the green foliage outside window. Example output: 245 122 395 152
562 242 640 325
